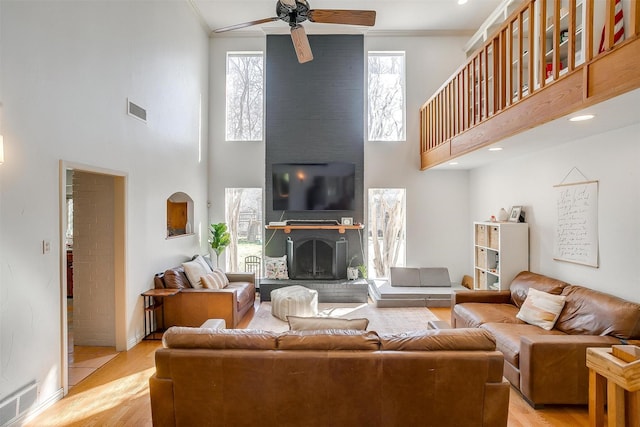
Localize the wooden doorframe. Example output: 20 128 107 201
58 161 127 395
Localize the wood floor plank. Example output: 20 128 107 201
26 305 590 426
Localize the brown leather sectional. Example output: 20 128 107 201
452 271 640 407
149 327 510 427
154 267 255 328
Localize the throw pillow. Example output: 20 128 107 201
264 255 289 280
211 268 229 288
201 272 225 289
287 316 369 331
193 255 213 273
182 258 210 289
516 288 567 330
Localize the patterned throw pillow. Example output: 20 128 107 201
212 268 229 288
516 288 567 330
264 255 289 280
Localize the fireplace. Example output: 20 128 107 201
286 237 347 280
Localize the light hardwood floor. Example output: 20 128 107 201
26 305 592 426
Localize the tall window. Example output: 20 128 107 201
368 188 406 278
367 51 406 142
225 52 264 141
225 188 263 274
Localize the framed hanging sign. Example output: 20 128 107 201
553 179 599 267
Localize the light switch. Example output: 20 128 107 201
43 240 51 254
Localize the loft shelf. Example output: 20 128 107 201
265 223 364 234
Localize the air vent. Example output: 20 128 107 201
0 381 38 425
127 99 147 122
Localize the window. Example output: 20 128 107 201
225 188 263 273
367 51 406 141
225 52 264 141
367 188 406 278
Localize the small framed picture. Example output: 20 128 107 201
509 206 522 222
341 217 353 226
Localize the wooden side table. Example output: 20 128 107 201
586 346 640 427
141 288 179 340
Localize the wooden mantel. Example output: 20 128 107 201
419 0 640 170
265 224 364 234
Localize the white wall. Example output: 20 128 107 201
208 35 266 244
470 123 640 303
0 0 208 411
365 35 472 283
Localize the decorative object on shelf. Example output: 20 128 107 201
497 208 509 222
508 206 522 222
209 222 231 267
341 217 353 226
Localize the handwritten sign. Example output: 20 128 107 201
553 181 598 267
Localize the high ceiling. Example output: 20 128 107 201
192 0 505 34
193 0 639 170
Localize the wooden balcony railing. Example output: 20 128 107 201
420 0 640 169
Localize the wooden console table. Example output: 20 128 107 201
587 346 640 427
141 288 179 340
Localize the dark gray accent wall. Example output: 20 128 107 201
265 34 365 264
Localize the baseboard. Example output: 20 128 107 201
17 388 63 426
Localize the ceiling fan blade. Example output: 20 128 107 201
213 17 279 33
290 25 313 64
307 9 376 26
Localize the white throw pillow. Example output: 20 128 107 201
516 288 567 330
194 255 213 273
182 259 210 289
201 272 225 289
264 255 289 280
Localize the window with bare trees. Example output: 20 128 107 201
226 52 264 141
225 188 263 273
367 52 405 142
368 188 406 278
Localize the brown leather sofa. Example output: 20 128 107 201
452 271 640 407
154 266 255 328
149 327 510 427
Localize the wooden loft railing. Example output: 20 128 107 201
420 0 640 170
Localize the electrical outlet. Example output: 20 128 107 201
42 240 51 254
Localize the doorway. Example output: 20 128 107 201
60 162 127 394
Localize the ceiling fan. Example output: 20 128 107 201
213 0 376 64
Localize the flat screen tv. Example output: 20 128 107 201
272 162 355 211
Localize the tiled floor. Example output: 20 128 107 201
68 298 119 388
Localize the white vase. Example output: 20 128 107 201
347 267 359 280
497 208 509 222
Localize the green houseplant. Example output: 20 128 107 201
209 222 231 267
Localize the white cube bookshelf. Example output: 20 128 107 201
473 222 529 291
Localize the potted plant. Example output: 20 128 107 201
357 264 367 279
209 222 231 268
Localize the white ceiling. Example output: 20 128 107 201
192 0 505 34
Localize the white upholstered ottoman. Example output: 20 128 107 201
271 285 319 321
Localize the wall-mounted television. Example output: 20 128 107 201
272 162 355 211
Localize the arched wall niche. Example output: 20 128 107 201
167 192 194 238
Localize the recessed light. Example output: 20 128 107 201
457 0 468 4
488 147 503 151
569 114 595 122
449 162 459 165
